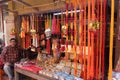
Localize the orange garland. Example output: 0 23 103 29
73 0 77 76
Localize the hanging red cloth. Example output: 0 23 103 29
52 16 57 34
56 17 60 34
25 34 31 48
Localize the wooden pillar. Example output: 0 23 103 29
0 8 4 40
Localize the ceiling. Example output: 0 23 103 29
0 0 119 15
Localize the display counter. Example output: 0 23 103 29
14 66 56 80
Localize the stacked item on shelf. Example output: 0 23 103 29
37 53 83 80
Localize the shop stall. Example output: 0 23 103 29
0 0 119 80
13 0 107 80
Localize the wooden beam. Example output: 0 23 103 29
3 8 16 13
13 0 39 11
17 1 65 15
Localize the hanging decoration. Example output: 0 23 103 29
70 1 74 42
87 0 91 79
20 16 26 38
83 0 87 79
26 16 30 33
73 0 77 76
30 15 36 36
25 34 31 48
108 0 114 79
56 16 60 34
102 0 106 79
61 19 67 38
52 15 57 35
94 0 99 79
89 21 100 32
10 27 15 35
65 0 69 60
78 0 84 78
45 15 51 54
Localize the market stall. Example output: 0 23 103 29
14 0 107 80
0 0 119 80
